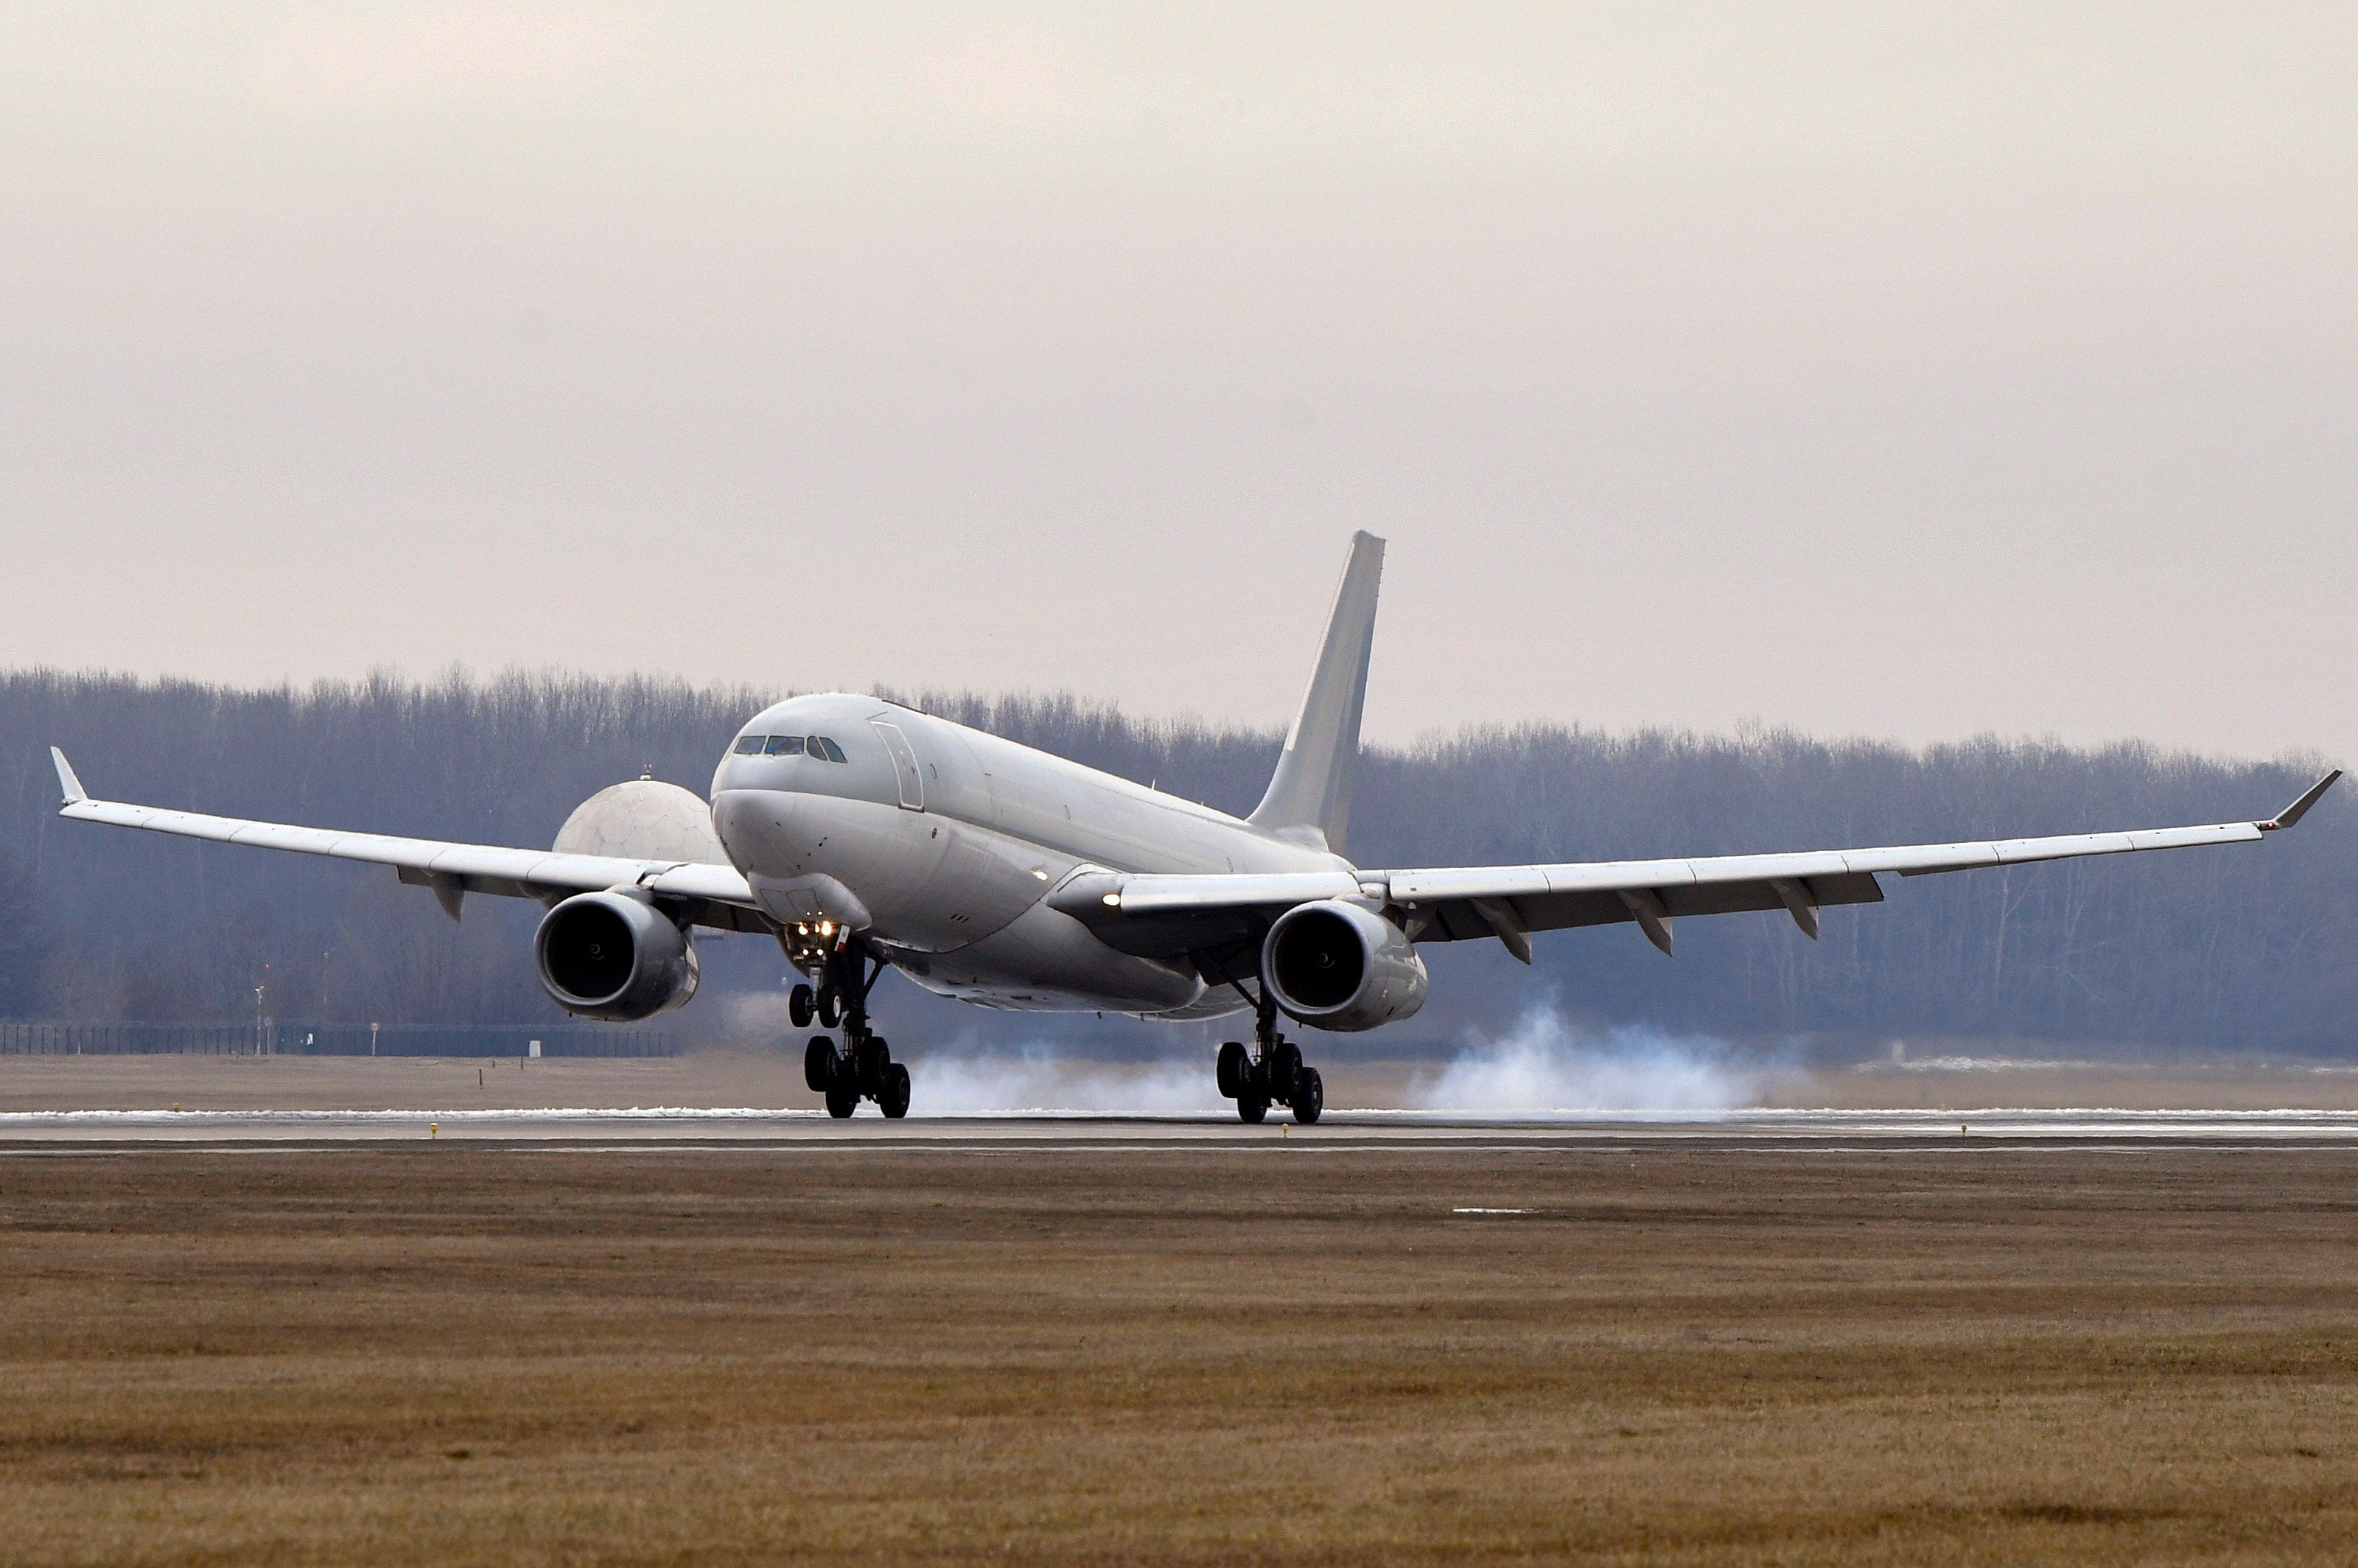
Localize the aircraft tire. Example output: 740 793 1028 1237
825 1082 858 1119
1271 1040 1303 1096
856 1036 892 1092
1236 1091 1268 1124
817 990 842 1028
879 1062 912 1119
1214 1042 1248 1099
1292 1067 1323 1125
803 1035 836 1092
789 984 816 1029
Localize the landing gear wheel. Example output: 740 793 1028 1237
856 1037 892 1093
1215 1042 1249 1099
789 935 900 1121
879 1062 912 1119
1236 1089 1268 1124
1270 1040 1304 1099
1292 1067 1323 1124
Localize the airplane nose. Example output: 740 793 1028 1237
712 788 802 863
710 788 872 930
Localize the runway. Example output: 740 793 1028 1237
9 1105 2358 1144
10 1116 2358 1561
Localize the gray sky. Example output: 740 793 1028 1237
4 4 2353 759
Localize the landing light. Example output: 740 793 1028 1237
818 920 834 937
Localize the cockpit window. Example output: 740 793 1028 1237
733 732 845 762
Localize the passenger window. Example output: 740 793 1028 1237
812 736 847 763
732 735 763 755
764 735 807 757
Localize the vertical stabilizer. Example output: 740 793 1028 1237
1249 531 1385 853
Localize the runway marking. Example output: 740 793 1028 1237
10 1108 2358 1155
13 1108 2358 1126
6 1138 2358 1160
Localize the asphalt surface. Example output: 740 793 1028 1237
6 1107 2358 1144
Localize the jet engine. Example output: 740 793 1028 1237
1260 899 1427 1032
533 891 701 1021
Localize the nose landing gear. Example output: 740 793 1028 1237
1217 987 1323 1125
788 982 843 1029
786 931 909 1119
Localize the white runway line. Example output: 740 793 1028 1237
8 1107 2358 1144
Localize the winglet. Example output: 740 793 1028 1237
2260 769 2340 831
50 747 87 807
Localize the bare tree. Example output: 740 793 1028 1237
0 846 54 1017
3 668 2351 1055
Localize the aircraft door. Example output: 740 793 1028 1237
871 721 926 811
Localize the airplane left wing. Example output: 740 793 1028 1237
49 748 768 931
1054 770 2340 962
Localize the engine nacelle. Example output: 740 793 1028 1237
1261 899 1428 1032
533 890 701 1022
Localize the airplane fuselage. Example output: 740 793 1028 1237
708 693 1349 1019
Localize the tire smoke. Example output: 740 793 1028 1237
901 1051 1229 1117
1406 1004 1768 1115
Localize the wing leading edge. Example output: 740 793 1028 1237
1065 769 2340 962
49 749 765 931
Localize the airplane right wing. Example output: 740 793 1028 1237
49 748 769 932
1053 770 2340 962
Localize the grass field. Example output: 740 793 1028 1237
3 1137 2356 1565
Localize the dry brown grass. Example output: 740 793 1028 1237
1 1140 2355 1565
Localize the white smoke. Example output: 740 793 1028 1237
723 990 1767 1119
903 1051 1229 1117
1405 1005 1767 1116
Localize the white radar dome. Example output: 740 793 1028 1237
553 780 730 864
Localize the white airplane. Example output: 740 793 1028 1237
50 533 2340 1123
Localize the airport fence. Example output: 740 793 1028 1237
0 1022 683 1058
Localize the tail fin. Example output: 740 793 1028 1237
1249 531 1385 853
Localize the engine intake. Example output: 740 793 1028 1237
534 890 701 1021
1261 899 1427 1032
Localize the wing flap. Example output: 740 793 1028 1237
1110 871 1364 914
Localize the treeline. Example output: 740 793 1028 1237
1 668 2350 1057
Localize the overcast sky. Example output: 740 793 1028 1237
3 4 2352 758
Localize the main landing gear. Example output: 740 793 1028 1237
787 931 910 1119
1216 987 1323 1126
